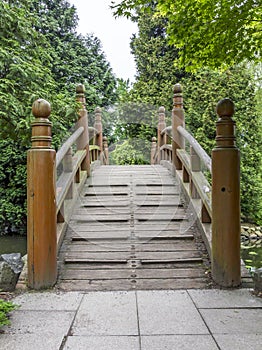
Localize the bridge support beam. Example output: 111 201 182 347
27 99 57 289
211 99 241 287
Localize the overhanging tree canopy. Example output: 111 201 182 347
112 0 262 70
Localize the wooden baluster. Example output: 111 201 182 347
157 106 166 163
27 99 57 289
212 98 241 287
151 136 157 164
190 146 200 199
94 107 103 162
76 84 90 176
172 83 185 173
103 136 109 165
63 147 73 199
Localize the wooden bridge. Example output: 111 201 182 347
26 84 252 291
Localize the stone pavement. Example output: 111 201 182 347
0 289 261 350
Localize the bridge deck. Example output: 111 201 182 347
58 165 212 291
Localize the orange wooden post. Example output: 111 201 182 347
172 83 185 172
76 84 90 176
211 98 241 287
157 106 166 163
103 136 109 165
27 99 57 289
151 136 157 164
94 107 103 161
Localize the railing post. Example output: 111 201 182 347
211 98 241 287
103 136 109 165
94 107 103 161
27 99 57 289
172 83 185 173
151 136 157 164
76 84 90 176
157 106 166 163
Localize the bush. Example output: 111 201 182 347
0 299 17 327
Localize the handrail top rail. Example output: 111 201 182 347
160 144 172 151
89 145 101 151
88 126 100 135
161 125 172 136
177 125 212 172
56 126 84 168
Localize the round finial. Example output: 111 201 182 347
173 83 182 94
159 106 165 113
95 107 102 113
103 136 107 141
76 84 85 93
216 98 235 117
32 99 51 118
152 136 157 142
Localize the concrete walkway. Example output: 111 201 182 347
0 289 261 350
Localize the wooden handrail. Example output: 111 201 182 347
153 82 241 288
177 126 212 172
161 125 172 136
56 126 84 168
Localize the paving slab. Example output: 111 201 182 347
200 308 262 334
64 335 140 350
188 289 262 308
13 291 83 311
71 291 138 336
213 334 262 350
140 335 219 350
0 333 64 350
137 290 209 335
2 309 74 335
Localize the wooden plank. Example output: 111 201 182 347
58 277 209 291
64 250 201 261
60 267 206 280
64 241 198 253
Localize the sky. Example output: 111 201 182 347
69 0 138 82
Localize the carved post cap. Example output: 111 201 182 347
95 106 102 114
76 84 85 94
103 136 107 142
152 136 157 142
32 99 51 119
173 83 182 94
158 106 165 113
216 98 235 118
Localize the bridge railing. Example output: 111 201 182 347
152 83 241 288
27 84 107 289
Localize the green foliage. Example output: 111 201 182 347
111 140 149 165
127 4 185 110
0 0 118 234
114 2 262 224
0 299 17 327
113 0 262 70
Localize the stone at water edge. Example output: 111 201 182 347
253 268 262 292
0 253 24 291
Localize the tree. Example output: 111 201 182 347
0 0 118 234
112 2 262 224
113 0 262 71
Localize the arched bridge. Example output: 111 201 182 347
26 84 252 290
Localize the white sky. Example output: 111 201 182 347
69 0 138 82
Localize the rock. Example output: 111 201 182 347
253 268 262 292
0 253 24 291
0 262 19 291
0 253 24 274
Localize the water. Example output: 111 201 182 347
0 236 27 256
241 245 262 273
